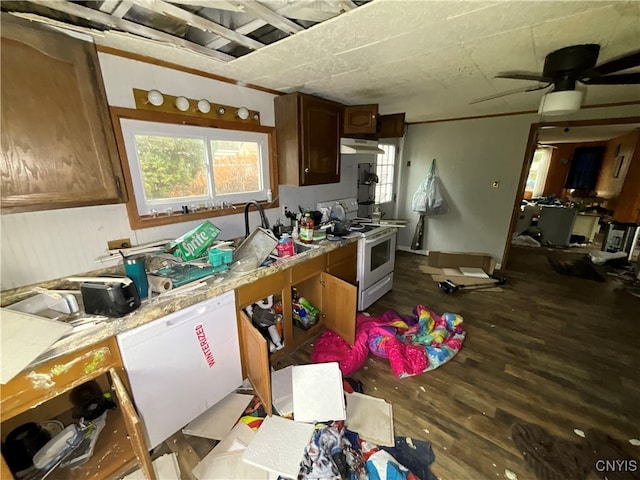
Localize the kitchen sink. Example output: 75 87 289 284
293 241 321 254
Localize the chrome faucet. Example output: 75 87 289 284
244 200 270 238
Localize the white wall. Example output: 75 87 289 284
396 104 640 266
0 53 356 290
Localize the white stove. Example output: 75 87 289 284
317 198 397 311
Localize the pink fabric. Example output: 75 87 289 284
310 313 377 376
311 308 464 378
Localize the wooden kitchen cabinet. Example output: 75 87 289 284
326 241 358 284
0 338 155 480
0 15 126 214
344 104 378 135
235 247 357 416
378 113 406 138
275 92 342 186
343 112 406 140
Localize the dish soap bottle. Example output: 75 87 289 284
276 233 295 257
300 213 314 244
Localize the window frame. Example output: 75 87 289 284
111 107 278 230
374 143 396 205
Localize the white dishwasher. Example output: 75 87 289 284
117 290 242 448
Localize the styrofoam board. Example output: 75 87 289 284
292 362 345 422
182 392 253 440
122 453 181 479
345 392 395 447
1 308 73 384
194 450 269 480
242 415 314 479
193 421 256 479
459 267 490 278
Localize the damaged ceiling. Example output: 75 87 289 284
2 0 639 123
1 0 369 60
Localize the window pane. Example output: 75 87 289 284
211 140 261 194
135 134 209 201
375 144 395 204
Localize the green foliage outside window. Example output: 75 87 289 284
136 135 208 200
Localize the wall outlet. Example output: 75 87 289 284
282 205 289 215
108 238 132 250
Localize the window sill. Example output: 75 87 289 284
129 200 278 230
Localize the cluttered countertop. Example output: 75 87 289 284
1 224 359 376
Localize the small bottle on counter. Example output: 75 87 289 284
300 213 314 243
276 233 295 257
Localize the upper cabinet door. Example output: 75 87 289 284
344 104 378 135
300 95 341 185
1 15 125 213
275 92 341 186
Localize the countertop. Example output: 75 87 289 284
1 236 358 370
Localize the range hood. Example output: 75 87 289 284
340 138 384 154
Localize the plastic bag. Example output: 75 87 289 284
412 160 448 215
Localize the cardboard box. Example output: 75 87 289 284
420 251 502 291
170 221 220 261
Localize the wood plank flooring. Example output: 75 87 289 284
166 246 640 480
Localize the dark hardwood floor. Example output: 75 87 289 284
279 246 640 480
167 246 639 480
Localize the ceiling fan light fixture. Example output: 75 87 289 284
538 90 583 116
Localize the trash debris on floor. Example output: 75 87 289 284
547 254 606 282
420 251 505 292
242 415 316 478
511 421 640 480
312 307 465 379
182 392 254 440
345 392 394 447
191 362 438 479
292 362 345 423
271 365 294 417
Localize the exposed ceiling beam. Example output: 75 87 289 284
130 0 264 51
204 18 266 50
25 0 233 62
338 1 358 12
111 0 134 18
99 0 120 14
232 0 303 36
166 0 244 12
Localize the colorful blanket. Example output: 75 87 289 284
312 305 465 378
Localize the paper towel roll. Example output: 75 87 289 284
148 274 173 293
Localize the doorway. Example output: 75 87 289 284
503 117 640 267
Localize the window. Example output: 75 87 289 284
120 118 271 218
374 144 396 204
526 147 552 198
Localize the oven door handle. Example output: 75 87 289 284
364 231 396 245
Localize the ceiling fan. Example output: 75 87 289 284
471 44 640 115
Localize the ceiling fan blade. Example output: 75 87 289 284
589 51 640 76
495 71 553 82
581 72 640 85
469 83 551 105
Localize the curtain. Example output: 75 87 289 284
565 146 605 191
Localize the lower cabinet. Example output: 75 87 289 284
236 248 358 416
0 338 156 480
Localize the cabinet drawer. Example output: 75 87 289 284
236 271 287 306
290 254 326 283
327 242 357 266
0 338 117 422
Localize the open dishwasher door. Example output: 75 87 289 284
117 290 241 448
